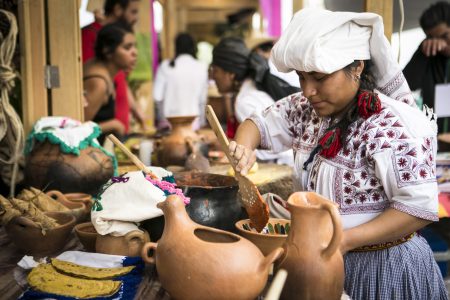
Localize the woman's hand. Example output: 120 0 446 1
229 141 256 176
421 38 447 57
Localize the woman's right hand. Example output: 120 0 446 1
421 38 447 57
229 141 256 176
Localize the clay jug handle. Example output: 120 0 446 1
141 242 158 264
259 247 284 272
46 190 71 206
125 230 145 244
320 202 343 259
185 137 195 154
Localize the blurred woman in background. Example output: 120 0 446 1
83 22 137 143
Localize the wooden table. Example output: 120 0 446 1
209 163 294 201
0 226 172 299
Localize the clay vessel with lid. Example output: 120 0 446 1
276 192 344 300
141 195 284 300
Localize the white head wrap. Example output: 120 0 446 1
271 8 416 107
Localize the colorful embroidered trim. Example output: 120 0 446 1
350 233 415 252
145 176 190 205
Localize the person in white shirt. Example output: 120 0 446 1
211 37 294 165
153 33 208 131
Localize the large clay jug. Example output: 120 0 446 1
141 195 284 300
276 192 344 300
96 230 150 256
157 116 200 167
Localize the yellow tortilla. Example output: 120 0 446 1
27 264 121 299
51 258 135 279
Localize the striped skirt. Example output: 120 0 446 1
344 234 448 300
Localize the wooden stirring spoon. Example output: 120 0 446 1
205 105 269 232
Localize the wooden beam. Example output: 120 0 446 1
177 0 258 10
365 0 393 41
18 0 48 133
46 0 84 121
162 0 177 59
185 9 237 24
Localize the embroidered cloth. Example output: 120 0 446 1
91 169 187 236
251 92 439 229
18 251 144 300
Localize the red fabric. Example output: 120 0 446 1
114 71 130 132
81 21 130 133
226 116 239 139
81 21 102 63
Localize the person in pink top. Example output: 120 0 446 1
82 0 145 134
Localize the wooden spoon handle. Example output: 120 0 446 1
205 105 236 169
107 134 147 171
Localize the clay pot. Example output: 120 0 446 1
235 218 289 256
74 222 98 252
96 230 150 256
24 141 114 195
46 190 89 223
276 192 344 300
156 116 200 167
174 172 242 232
141 195 284 300
5 212 76 256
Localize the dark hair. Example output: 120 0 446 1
419 1 450 31
255 41 274 53
94 21 133 61
170 33 196 67
303 59 378 170
104 0 139 16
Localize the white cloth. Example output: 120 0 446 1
236 79 294 165
251 92 439 229
91 170 166 236
153 54 208 125
269 60 300 88
27 117 101 153
271 8 416 107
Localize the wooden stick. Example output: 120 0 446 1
107 134 147 172
205 105 237 169
265 269 288 300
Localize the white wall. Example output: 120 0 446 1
391 27 425 69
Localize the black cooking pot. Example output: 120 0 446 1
174 172 244 233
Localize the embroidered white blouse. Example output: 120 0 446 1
250 92 439 229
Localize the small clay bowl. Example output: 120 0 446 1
74 222 98 252
235 218 290 256
5 212 76 257
64 193 93 213
46 190 89 223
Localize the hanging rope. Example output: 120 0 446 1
0 9 24 197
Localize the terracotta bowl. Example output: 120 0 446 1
235 218 290 256
46 190 89 223
74 222 98 252
5 212 76 257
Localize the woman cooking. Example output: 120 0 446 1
229 8 447 299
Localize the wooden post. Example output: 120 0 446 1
365 0 393 41
131 0 155 133
18 0 48 134
46 0 84 121
293 0 304 14
162 0 177 59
